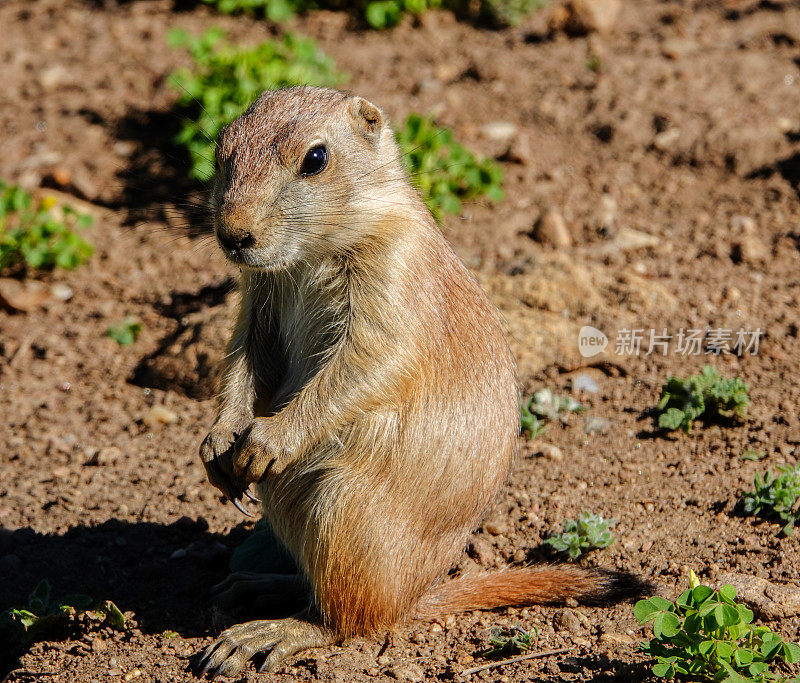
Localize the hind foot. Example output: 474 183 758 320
198 610 334 678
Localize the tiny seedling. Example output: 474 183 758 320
395 114 504 222
545 511 615 559
107 316 142 346
520 388 586 439
742 464 800 536
635 572 800 681
656 365 749 433
476 624 539 658
0 182 93 273
168 29 346 181
0 580 126 647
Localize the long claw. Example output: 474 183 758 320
230 496 254 518
244 488 261 503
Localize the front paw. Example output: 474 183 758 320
230 418 293 484
200 418 253 501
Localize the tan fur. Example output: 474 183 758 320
200 87 649 647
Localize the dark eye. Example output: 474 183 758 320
300 145 328 177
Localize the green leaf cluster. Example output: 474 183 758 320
742 465 800 536
168 29 346 181
519 387 586 439
635 579 800 681
476 624 539 658
657 365 749 433
197 0 546 28
0 182 93 273
0 580 95 645
396 114 504 221
107 316 143 346
545 511 615 559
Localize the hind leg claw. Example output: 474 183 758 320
198 610 333 678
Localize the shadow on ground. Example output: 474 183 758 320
0 518 251 676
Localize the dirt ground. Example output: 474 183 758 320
1 0 800 680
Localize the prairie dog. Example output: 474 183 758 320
198 87 651 677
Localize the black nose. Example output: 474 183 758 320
218 231 255 251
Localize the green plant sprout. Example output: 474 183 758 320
476 624 539 658
545 511 615 559
395 114 504 221
0 182 93 273
635 571 800 681
742 464 800 536
107 316 143 346
520 388 586 439
168 28 346 181
0 580 126 646
656 365 749 433
197 0 547 28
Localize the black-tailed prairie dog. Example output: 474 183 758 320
197 86 651 677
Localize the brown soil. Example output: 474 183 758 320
1 0 800 681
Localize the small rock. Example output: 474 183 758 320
50 167 72 187
653 128 680 151
499 134 532 165
388 663 424 681
661 38 698 59
143 405 178 428
85 446 122 466
50 283 74 301
170 548 187 560
531 209 573 248
38 64 71 90
729 216 768 263
553 608 585 635
553 0 622 35
481 121 517 142
584 416 611 434
572 373 600 393
377 655 392 667
600 632 635 645
0 278 51 312
91 637 107 652
715 573 800 620
484 519 509 536
533 443 563 460
468 537 496 565
596 227 660 254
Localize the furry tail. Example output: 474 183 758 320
414 566 654 618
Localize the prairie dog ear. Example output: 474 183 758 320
348 96 385 144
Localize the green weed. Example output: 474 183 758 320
197 0 546 28
168 28 346 181
476 625 539 658
107 316 143 346
0 580 126 647
0 182 93 273
656 365 749 433
635 572 800 681
396 114 504 221
545 511 615 559
742 464 800 536
520 388 586 439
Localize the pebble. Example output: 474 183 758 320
661 38 698 59
377 655 392 667
553 608 585 635
484 519 509 536
584 416 611 434
481 121 517 142
85 446 122 466
143 405 179 428
730 215 768 263
572 373 600 393
0 278 51 312
531 209 573 248
534 443 563 460
599 632 635 645
653 128 681 151
388 663 424 681
468 537 496 565
50 283 74 302
170 548 187 560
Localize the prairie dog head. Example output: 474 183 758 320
211 87 409 270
